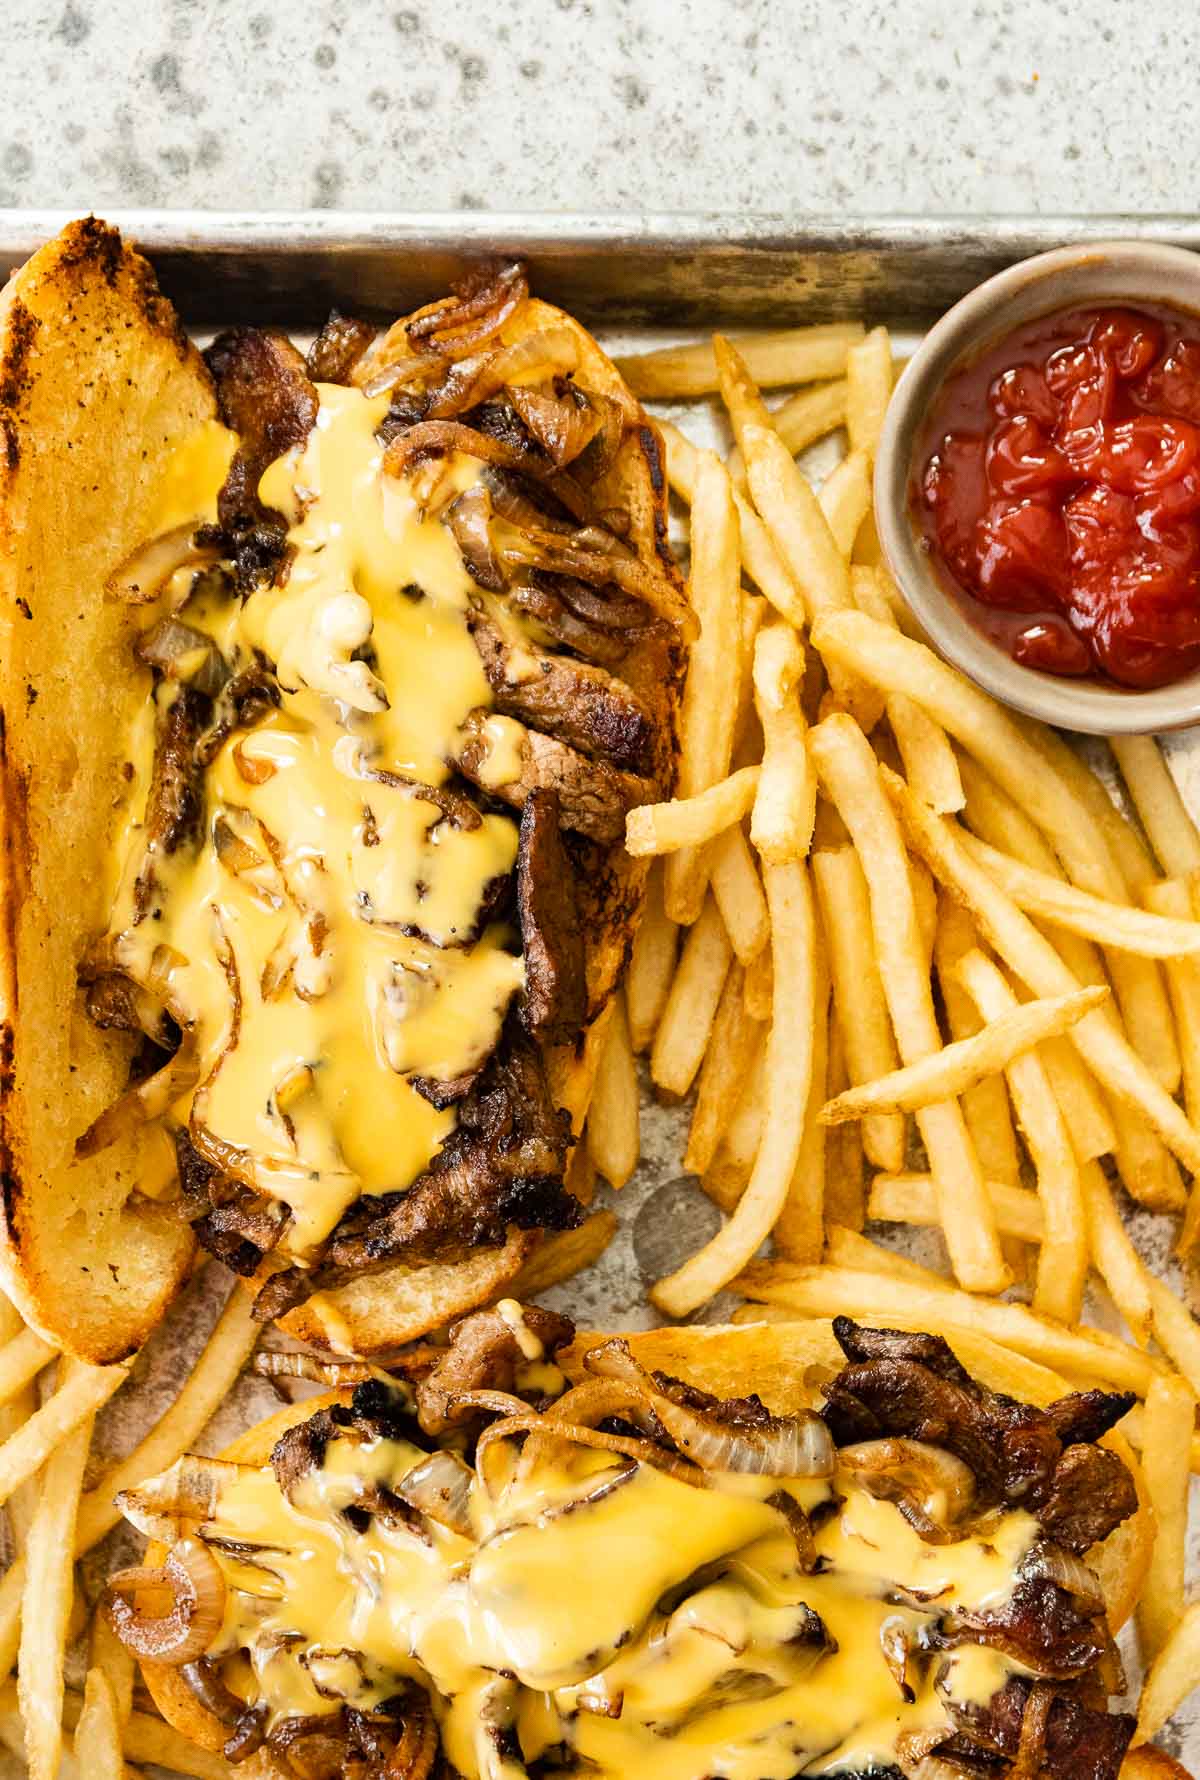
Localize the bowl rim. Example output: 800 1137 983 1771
873 238 1200 736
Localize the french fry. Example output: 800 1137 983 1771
87 1608 135 1732
751 623 815 863
714 332 776 456
1111 733 1200 877
869 1172 1044 1245
709 825 770 966
616 322 865 399
821 982 1106 1124
0 1359 125 1509
744 941 774 1020
652 860 815 1316
1136 1372 1195 1661
887 772 1200 1184
1146 1273 1200 1394
933 897 1023 1189
909 856 937 968
776 927 829 1261
703 1032 766 1214
817 449 872 556
625 767 760 857
844 325 893 458
650 895 733 1096
566 1135 596 1207
73 1668 123 1780
743 423 880 730
887 694 965 816
734 1262 1162 1395
813 845 905 1174
810 715 1009 1293
822 1020 866 1230
1078 1161 1153 1343
1105 1088 1187 1214
957 831 1200 958
661 420 808 629
1136 1601 1200 1741
665 450 742 923
0 1329 55 1411
686 965 762 1178
18 1403 91 1780
506 1211 619 1301
956 950 1088 1327
773 377 849 455
588 991 639 1190
0 1384 36 1554
1145 876 1200 1141
625 860 678 1055
823 1225 947 1287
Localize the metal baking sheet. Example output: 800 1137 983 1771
0 211 1195 1777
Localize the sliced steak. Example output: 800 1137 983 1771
1036 1444 1139 1554
133 686 211 920
306 309 378 385
941 1675 1135 1780
205 327 318 589
938 1577 1112 1680
253 1034 578 1321
825 1319 1137 1541
468 608 653 772
455 709 654 844
415 1304 574 1435
516 788 586 1043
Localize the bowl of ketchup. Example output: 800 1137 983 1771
875 241 1200 732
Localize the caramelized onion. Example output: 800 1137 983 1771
106 1538 226 1665
475 1411 707 1496
509 383 603 468
586 1339 835 1478
1020 1541 1105 1611
359 263 529 397
480 467 576 534
252 1351 375 1387
497 530 695 638
137 617 228 696
386 1696 440 1780
395 1450 474 1538
116 1454 245 1543
445 484 504 591
425 326 580 421
75 1034 200 1159
108 522 220 605
837 1438 975 1542
880 1614 916 1702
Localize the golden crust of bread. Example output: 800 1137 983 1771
0 218 209 1362
0 233 681 1364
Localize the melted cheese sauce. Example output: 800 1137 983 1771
199 1431 1035 1780
101 390 524 1255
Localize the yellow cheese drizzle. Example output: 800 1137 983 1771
103 388 524 1257
201 1432 1032 1780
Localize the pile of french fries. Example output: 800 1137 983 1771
574 318 1200 1749
0 1280 259 1777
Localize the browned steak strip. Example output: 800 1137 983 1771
508 573 632 665
825 1319 1137 1547
1035 1444 1139 1555
455 710 654 845
940 1675 1135 1780
306 309 378 385
935 1577 1113 1680
252 1034 578 1322
467 607 654 772
204 328 317 589
132 686 211 921
414 1305 574 1435
516 789 585 1044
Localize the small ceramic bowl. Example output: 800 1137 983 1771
874 240 1200 735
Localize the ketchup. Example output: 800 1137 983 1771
916 303 1200 689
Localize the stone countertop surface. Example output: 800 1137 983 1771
0 0 1194 216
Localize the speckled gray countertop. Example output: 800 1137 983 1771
0 0 1195 214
